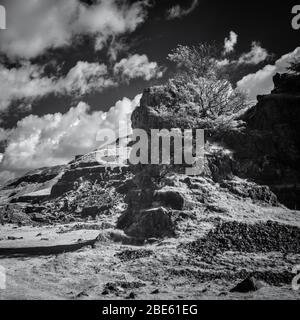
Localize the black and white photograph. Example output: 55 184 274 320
0 0 299 307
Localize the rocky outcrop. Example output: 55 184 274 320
131 86 200 132
131 73 300 209
115 76 295 238
116 162 198 238
220 76 300 209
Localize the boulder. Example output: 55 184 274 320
121 207 175 239
230 276 264 293
153 189 185 210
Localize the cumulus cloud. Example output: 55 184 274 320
56 61 115 96
166 0 198 20
0 94 141 183
237 47 300 101
114 54 163 81
238 42 269 65
224 31 238 53
0 0 148 59
0 61 115 112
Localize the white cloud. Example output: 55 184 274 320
107 38 129 62
0 0 148 59
0 95 141 183
78 0 148 52
0 62 54 111
220 33 269 66
0 55 163 112
166 0 198 20
237 47 300 101
238 42 269 65
114 54 163 81
224 31 238 53
56 61 115 96
0 61 115 112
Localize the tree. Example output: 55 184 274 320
167 43 249 121
167 43 221 80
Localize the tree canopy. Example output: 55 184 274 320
167 43 249 121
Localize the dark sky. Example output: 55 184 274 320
2 0 299 127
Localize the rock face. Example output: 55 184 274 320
222 75 300 209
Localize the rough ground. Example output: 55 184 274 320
0 176 299 300
0 229 299 300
